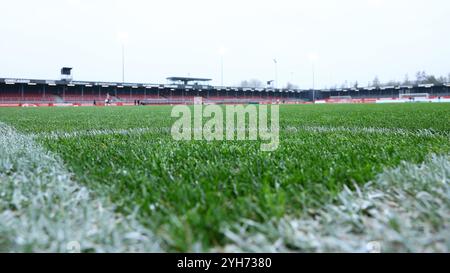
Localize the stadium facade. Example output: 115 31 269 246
1 76 449 106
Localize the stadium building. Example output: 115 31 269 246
1 68 449 106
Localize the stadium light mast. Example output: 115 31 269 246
219 47 226 86
122 44 125 83
312 64 315 89
273 59 278 89
117 31 129 83
308 53 319 102
311 64 316 102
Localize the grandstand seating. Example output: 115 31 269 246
0 88 398 104
63 95 105 102
3 82 447 105
117 94 161 100
1 74 449 106
0 92 55 102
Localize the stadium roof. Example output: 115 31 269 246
166 77 212 85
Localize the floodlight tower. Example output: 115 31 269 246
122 45 125 83
308 53 319 102
273 59 278 89
219 47 227 86
117 31 129 83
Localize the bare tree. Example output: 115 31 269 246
437 76 446 84
308 71 449 90
240 80 249 87
249 79 263 88
240 79 263 88
416 71 427 84
424 75 440 85
372 76 380 87
403 74 411 85
285 82 299 89
384 80 400 87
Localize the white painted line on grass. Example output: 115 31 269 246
30 125 450 140
30 127 170 140
221 154 450 253
0 122 162 253
288 125 450 138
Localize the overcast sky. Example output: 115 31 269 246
0 0 449 88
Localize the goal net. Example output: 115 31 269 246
330 96 352 99
399 93 429 100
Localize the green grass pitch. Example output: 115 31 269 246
0 103 449 252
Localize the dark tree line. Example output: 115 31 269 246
239 79 264 88
239 71 449 89
332 71 449 89
369 71 449 88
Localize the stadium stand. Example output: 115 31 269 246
1 76 449 106
0 91 55 103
